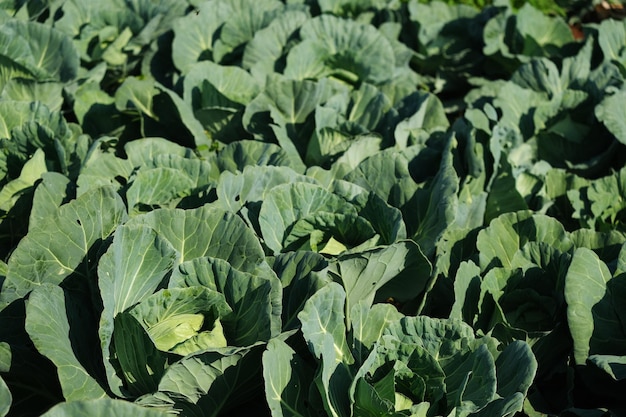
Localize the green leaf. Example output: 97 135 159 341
169 256 282 346
2 186 127 304
40 398 169 417
329 240 431 323
259 182 354 254
126 167 197 212
0 375 10 417
242 8 310 78
565 248 626 365
0 20 79 83
495 341 537 398
263 338 315 417
350 301 403 365
153 346 262 417
0 147 46 212
596 88 626 146
298 283 353 417
477 212 571 272
215 140 302 173
129 287 232 354
284 15 395 85
127 205 265 271
588 355 626 381
598 19 626 71
25 285 107 401
28 172 72 231
270 251 329 331
113 312 167 397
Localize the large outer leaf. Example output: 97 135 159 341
270 251 329 331
2 186 127 304
40 398 169 417
298 283 353 417
0 375 9 417
242 8 310 78
214 140 302 173
216 165 318 229
350 301 403 365
97 223 177 397
0 20 79 83
127 205 265 272
25 285 107 401
477 211 572 272
28 172 72 231
565 248 626 365
126 167 197 211
595 88 626 146
328 240 431 323
152 346 264 417
284 15 395 85
263 338 315 417
598 19 626 71
112 312 167 397
98 224 177 317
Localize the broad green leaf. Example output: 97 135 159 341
392 92 449 147
2 186 127 304
515 3 574 54
28 172 72 230
169 256 282 346
565 248 626 365
242 8 310 78
477 212 572 272
299 283 353 417
0 148 46 212
172 0 281 71
284 15 395 85
259 182 354 254
596 88 626 146
126 167 197 211
216 165 318 219
154 346 262 417
409 142 459 256
588 355 626 381
183 61 261 141
450 260 482 325
598 19 626 71
0 20 79 82
97 223 177 397
124 137 195 168
350 301 403 365
0 79 64 112
113 312 167 397
263 338 315 417
40 398 169 417
0 375 9 417
214 140 302 173
298 282 352 364
329 241 431 323
114 76 158 118
98 224 177 317
343 146 419 212
25 285 107 401
243 77 332 163
270 251 329 331
127 205 265 271
495 341 537 398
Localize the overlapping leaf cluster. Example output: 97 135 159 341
1 0 626 416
